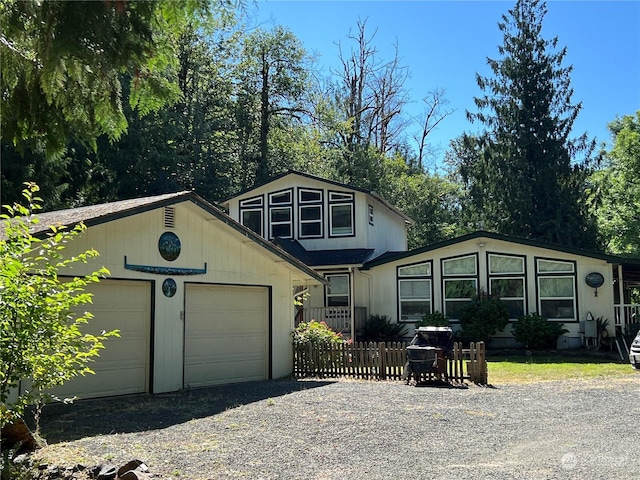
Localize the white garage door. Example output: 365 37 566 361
184 284 269 388
49 279 151 399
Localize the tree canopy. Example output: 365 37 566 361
0 0 217 158
589 111 640 256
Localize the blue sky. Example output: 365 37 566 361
247 1 640 170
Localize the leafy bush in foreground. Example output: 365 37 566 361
512 313 568 350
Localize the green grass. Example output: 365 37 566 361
487 354 638 384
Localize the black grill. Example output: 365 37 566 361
404 326 454 383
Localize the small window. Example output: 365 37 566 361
368 204 374 226
299 189 322 203
536 258 577 321
329 191 353 202
270 190 292 204
241 209 263 236
326 274 349 307
442 254 478 319
397 261 432 322
298 188 323 238
240 196 263 208
270 207 292 238
489 254 526 319
330 204 353 236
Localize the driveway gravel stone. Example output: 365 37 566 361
35 377 639 479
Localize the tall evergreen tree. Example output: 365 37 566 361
452 0 598 248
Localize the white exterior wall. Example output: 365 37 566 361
365 236 615 345
226 174 407 253
53 201 313 393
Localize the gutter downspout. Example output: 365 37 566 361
349 267 355 342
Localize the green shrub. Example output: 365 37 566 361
416 311 450 327
512 313 569 350
458 295 509 345
292 321 343 347
360 314 407 342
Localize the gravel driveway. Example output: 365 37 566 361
35 377 639 479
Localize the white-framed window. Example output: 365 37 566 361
536 258 576 321
442 254 478 320
329 191 354 237
240 196 264 236
488 253 526 320
268 189 293 239
398 261 432 322
325 273 350 307
298 188 323 238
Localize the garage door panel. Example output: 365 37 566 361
184 284 269 388
49 280 151 399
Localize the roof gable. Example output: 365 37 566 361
1 191 324 284
221 170 412 223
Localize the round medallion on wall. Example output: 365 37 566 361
162 278 177 298
585 272 604 289
158 232 181 261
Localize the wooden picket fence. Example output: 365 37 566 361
293 341 487 384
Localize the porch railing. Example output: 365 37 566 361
301 306 367 335
614 304 640 335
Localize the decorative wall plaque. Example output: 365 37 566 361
162 278 177 298
158 232 181 261
585 272 604 289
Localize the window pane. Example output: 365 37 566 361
331 204 353 235
445 300 470 319
271 223 291 238
538 259 574 273
539 277 574 298
504 299 525 319
301 205 321 221
443 256 476 275
241 210 262 236
489 255 524 274
327 295 349 307
399 280 430 299
300 190 322 203
401 301 431 321
240 196 262 207
329 191 353 202
399 263 431 277
300 222 321 237
327 275 349 295
271 207 291 223
491 278 524 298
444 279 477 299
541 300 574 319
270 191 291 204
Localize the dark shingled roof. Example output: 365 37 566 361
273 238 375 267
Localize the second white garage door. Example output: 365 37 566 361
184 284 269 388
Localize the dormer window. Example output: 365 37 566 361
298 188 323 238
240 196 263 236
329 191 354 237
269 189 293 239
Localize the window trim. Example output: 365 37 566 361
241 208 263 237
535 257 578 322
441 253 479 321
397 260 433 323
297 188 323 239
239 195 264 236
487 252 527 321
267 189 293 240
325 272 350 307
328 190 355 238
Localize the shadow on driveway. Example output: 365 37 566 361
35 379 334 444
